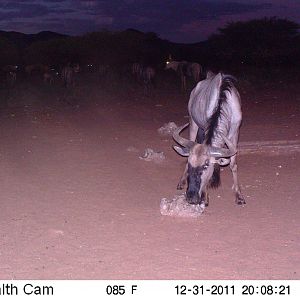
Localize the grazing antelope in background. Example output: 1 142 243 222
61 63 80 87
1 65 19 73
98 64 109 77
6 71 17 88
165 59 202 92
43 68 59 84
132 62 142 81
141 66 155 96
25 64 49 76
1 65 18 88
173 72 245 207
85 63 96 73
132 63 155 95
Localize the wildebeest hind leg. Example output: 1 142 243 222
230 155 245 205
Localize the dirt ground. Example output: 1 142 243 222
0 75 299 279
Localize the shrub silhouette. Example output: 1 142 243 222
206 17 300 67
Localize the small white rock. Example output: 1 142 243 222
157 122 178 136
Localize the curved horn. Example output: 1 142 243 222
209 134 237 158
172 123 196 149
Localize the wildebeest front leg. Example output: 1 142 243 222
177 162 188 190
201 189 210 207
230 155 245 205
177 119 198 190
181 75 187 92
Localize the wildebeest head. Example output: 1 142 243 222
173 123 236 204
165 60 175 70
73 63 80 73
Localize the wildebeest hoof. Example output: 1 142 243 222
236 195 246 205
177 183 184 190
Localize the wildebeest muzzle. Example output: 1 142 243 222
186 165 203 205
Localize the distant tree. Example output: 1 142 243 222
24 37 82 66
0 37 19 67
207 17 300 67
22 29 184 70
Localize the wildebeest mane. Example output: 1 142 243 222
196 127 205 143
205 74 236 145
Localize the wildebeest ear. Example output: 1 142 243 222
173 145 190 157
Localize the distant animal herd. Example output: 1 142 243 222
0 57 205 94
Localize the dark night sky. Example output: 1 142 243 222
0 0 299 43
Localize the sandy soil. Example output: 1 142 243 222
0 76 299 279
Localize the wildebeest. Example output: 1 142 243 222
61 63 80 87
1 65 18 88
98 64 109 78
2 65 19 73
132 62 142 81
141 66 155 95
43 68 59 84
6 71 17 88
132 63 155 95
85 63 95 72
25 64 49 76
173 72 245 206
165 60 202 92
